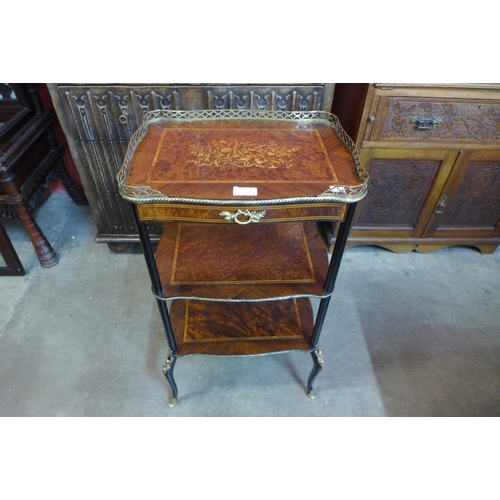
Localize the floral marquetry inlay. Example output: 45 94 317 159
147 128 340 183
187 139 299 170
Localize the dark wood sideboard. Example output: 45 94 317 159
332 83 500 254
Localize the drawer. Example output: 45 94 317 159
137 202 346 223
369 96 500 143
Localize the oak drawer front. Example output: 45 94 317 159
137 203 346 223
370 97 500 143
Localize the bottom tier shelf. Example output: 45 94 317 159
170 298 314 356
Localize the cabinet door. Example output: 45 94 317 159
351 148 458 241
424 150 500 241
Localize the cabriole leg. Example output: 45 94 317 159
307 347 324 399
163 348 178 407
132 207 180 407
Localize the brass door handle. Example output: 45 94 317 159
411 118 442 130
219 209 266 224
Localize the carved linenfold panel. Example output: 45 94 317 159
62 88 179 141
440 161 500 228
93 192 161 235
75 140 161 235
207 89 322 111
356 159 440 228
75 140 128 192
379 99 500 142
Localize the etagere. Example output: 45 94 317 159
117 109 367 406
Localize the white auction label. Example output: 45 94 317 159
233 186 258 196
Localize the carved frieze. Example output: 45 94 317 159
207 89 322 111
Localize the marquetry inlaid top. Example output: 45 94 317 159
118 110 367 205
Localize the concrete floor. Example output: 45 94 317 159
1 192 499 416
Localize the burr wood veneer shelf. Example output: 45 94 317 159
156 221 328 300
118 109 367 407
170 298 314 356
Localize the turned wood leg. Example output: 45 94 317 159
14 202 59 268
0 219 25 276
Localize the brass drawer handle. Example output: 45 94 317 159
119 114 128 124
219 209 266 224
410 118 442 130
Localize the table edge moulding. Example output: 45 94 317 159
117 109 368 407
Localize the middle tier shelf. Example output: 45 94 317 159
156 220 329 300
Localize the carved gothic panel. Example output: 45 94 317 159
75 140 129 193
378 99 500 142
207 89 323 111
89 191 161 235
59 85 330 142
440 161 500 228
356 159 440 228
60 87 179 141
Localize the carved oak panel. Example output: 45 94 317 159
90 191 161 236
206 87 325 111
60 86 179 141
59 85 331 141
376 98 500 142
75 140 128 192
440 161 500 228
356 158 440 228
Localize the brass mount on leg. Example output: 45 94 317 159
162 347 177 407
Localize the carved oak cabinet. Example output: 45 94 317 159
117 109 367 405
47 84 334 251
332 84 500 253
